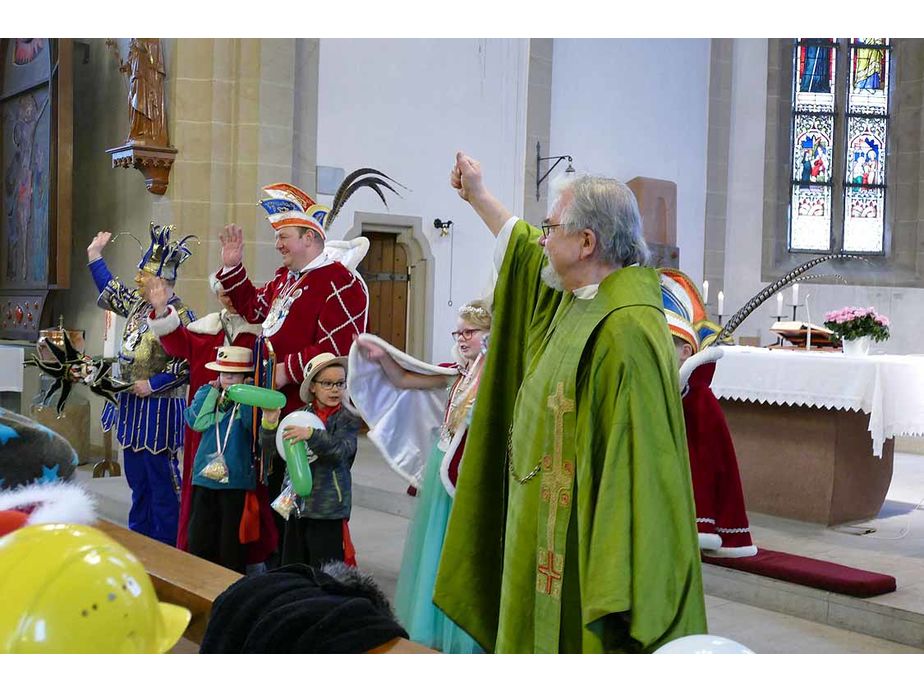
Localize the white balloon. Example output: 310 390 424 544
276 410 326 459
654 634 754 654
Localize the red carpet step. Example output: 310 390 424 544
702 548 896 598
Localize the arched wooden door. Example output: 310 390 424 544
358 232 409 351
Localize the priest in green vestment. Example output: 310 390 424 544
432 151 707 653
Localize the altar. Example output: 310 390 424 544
711 346 924 525
0 344 25 414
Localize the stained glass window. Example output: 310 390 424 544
843 39 890 253
788 38 892 254
790 39 836 252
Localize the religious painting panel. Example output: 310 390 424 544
0 39 71 340
1 85 51 286
0 39 50 100
790 184 833 253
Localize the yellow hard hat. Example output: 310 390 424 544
0 524 191 653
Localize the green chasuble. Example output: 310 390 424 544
433 220 707 653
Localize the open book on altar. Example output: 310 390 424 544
770 321 836 348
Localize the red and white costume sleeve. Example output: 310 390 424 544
218 257 368 413
680 348 758 558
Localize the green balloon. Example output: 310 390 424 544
225 384 286 410
283 437 313 497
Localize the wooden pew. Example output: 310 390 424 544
96 520 433 653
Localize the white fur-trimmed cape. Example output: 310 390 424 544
347 334 457 490
0 482 98 526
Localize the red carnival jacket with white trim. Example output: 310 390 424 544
218 260 369 411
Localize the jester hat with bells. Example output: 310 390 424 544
136 222 197 282
258 169 406 239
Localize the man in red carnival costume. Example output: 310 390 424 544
216 174 401 548
660 269 757 558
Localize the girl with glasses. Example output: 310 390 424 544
351 299 491 653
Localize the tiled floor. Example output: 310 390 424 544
77 439 924 654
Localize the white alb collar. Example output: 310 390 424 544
572 284 599 300
571 263 639 300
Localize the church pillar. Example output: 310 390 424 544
167 38 319 312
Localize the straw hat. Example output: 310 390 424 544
205 346 254 373
299 352 348 403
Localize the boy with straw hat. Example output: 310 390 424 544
184 346 261 572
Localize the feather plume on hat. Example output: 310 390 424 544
259 169 407 239
660 255 864 352
714 253 864 346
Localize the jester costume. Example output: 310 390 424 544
89 224 195 544
433 219 706 653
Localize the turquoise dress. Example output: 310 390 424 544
393 407 481 653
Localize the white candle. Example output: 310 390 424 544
792 282 799 306
717 290 725 316
776 292 783 316
702 280 709 305
804 294 812 351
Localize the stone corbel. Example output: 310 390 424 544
106 143 177 195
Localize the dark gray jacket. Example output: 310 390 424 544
262 404 360 520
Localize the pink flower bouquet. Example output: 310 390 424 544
823 306 891 343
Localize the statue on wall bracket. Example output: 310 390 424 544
104 38 178 195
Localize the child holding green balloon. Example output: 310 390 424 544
261 352 362 568
184 346 260 572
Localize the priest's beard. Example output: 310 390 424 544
540 259 565 291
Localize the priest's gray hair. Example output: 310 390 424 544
552 174 650 268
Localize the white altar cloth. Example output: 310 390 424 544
711 345 924 458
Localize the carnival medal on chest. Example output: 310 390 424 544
123 315 149 353
262 281 306 337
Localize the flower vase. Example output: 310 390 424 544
841 335 871 356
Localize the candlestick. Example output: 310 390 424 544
772 312 788 345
